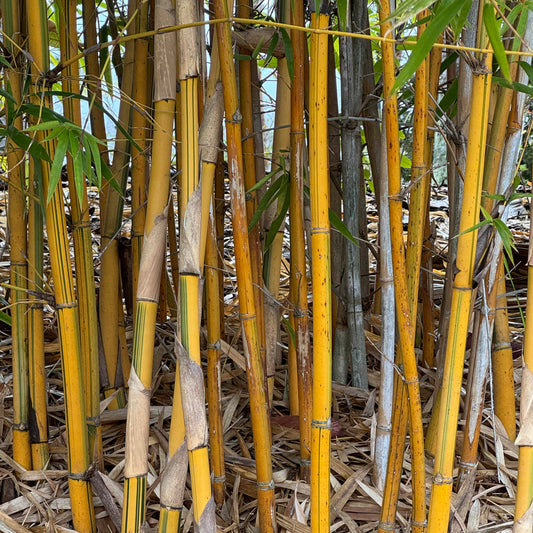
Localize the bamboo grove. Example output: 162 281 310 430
2 0 533 531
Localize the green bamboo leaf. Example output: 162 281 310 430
22 103 66 123
518 60 533 84
281 315 296 347
479 205 493 222
483 192 506 202
457 218 490 237
437 77 458 118
483 3 511 83
0 310 12 327
251 37 265 59
0 54 11 69
41 91 141 152
25 120 62 132
264 178 290 251
248 174 285 231
329 209 358 246
337 0 347 30
392 0 468 94
493 77 533 95
493 218 516 263
263 31 279 68
0 88 17 105
82 140 98 188
247 166 281 193
450 0 473 38
509 192 533 201
48 130 69 203
7 125 52 162
86 135 102 188
387 0 438 27
280 28 294 82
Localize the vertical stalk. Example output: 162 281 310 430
3 0 33 470
122 0 176 529
309 7 332 533
515 204 533 531
378 3 426 531
263 1 292 399
26 0 95 527
427 49 492 533
238 0 266 397
339 0 368 390
131 0 151 302
374 120 394 491
213 1 277 530
58 0 102 467
206 214 225 504
99 0 136 408
289 0 311 482
492 265 516 440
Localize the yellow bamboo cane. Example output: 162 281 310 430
3 0 33 470
309 9 331 533
427 49 492 533
122 1 176 529
58 0 102 468
378 5 426 531
515 204 533 530
263 1 292 400
213 1 276 530
290 0 311 482
131 0 151 303
205 214 225 505
238 0 266 385
492 264 516 440
99 1 136 408
26 0 95 527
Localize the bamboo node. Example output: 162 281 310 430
86 415 101 426
256 480 275 491
377 521 396 531
432 473 453 485
12 423 28 431
457 459 477 469
299 458 311 466
207 340 221 350
311 419 331 429
411 520 427 528
68 470 91 482
310 227 330 235
213 475 226 483
56 301 77 310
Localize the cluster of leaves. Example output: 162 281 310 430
1 84 129 206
